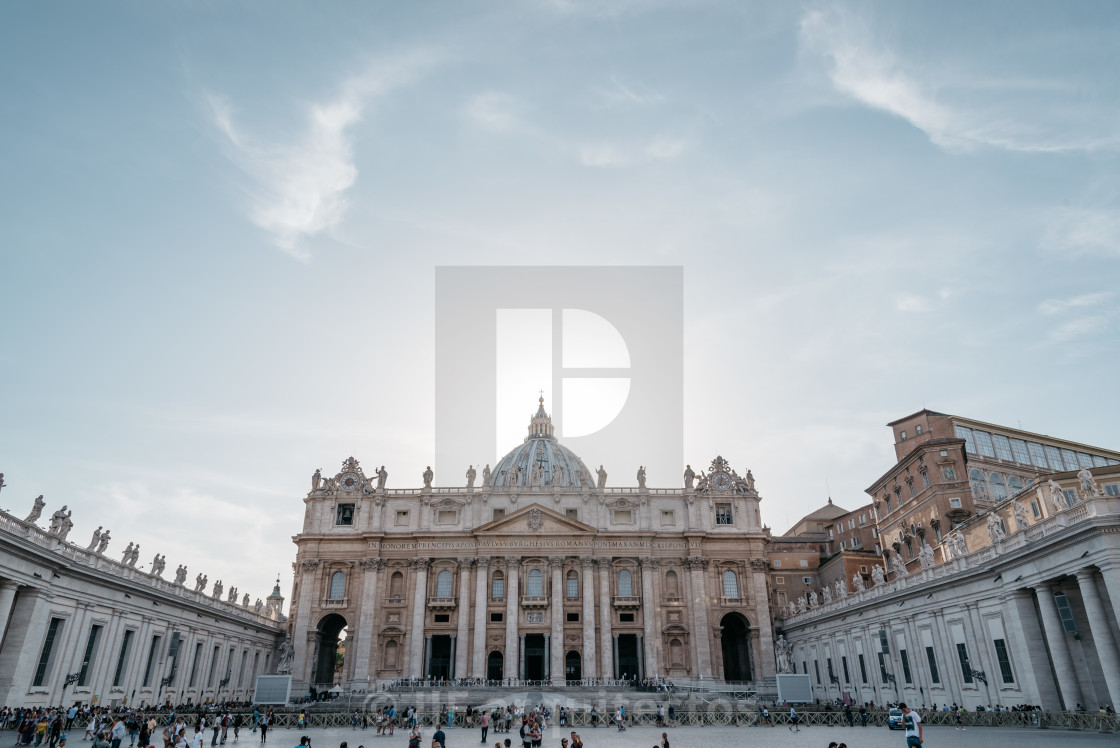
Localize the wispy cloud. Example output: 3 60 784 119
1038 292 1114 315
464 92 520 132
1043 207 1120 258
207 51 439 259
577 136 689 167
593 75 664 107
798 6 1120 153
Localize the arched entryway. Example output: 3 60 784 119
565 651 581 683
314 613 348 686
719 612 753 682
487 651 504 681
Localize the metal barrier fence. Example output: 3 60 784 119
119 708 1117 733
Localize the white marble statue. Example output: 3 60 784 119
127 544 140 567
552 464 565 485
1048 479 1067 512
195 573 207 592
422 466 433 488
871 564 886 587
953 532 968 557
892 553 909 578
57 511 73 541
376 465 388 490
227 586 237 603
683 464 695 489
807 590 818 608
851 572 865 592
822 586 833 604
466 465 476 488
796 597 807 614
481 464 491 487
311 468 322 491
212 579 224 599
254 599 263 613
637 466 646 488
242 593 250 606
918 542 935 570
596 465 607 489
152 554 166 577
121 542 135 564
1078 466 1100 497
1012 500 1030 530
174 565 188 584
835 578 847 599
25 495 45 524
277 639 295 675
746 470 756 492
775 635 793 674
48 505 71 535
530 462 542 487
95 530 110 554
0 473 5 495
788 600 797 617
987 512 1006 544
508 465 521 487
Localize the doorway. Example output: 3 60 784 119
524 633 546 681
617 634 640 680
314 614 347 686
565 651 582 683
427 635 452 679
720 612 753 682
487 651 503 682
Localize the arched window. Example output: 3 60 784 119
969 468 988 499
328 571 346 600
669 638 684 667
491 572 504 599
617 569 633 597
389 571 404 601
528 568 543 596
665 570 680 599
989 473 1008 502
384 640 399 669
566 570 579 598
436 570 452 598
1008 475 1024 494
722 570 739 599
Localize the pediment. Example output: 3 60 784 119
474 503 595 535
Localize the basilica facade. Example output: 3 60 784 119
287 399 774 692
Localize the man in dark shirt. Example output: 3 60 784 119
432 727 446 748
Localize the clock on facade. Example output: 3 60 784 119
712 472 732 490
341 473 360 490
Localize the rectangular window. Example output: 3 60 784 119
660 510 674 525
900 430 907 441
800 559 809 568
237 649 248 687
1092 455 1108 467
1076 452 1094 469
77 624 103 686
490 612 503 623
954 426 976 453
949 497 962 509
566 612 579 622
436 510 457 525
1105 483 1120 497
491 577 504 598
715 504 733 525
974 431 996 458
613 509 633 524
491 508 505 521
849 518 855 529
1061 448 1080 471
1054 592 1078 633
813 660 821 684
775 577 784 584
925 646 940 684
1044 445 1065 471
993 639 1014 683
879 629 890 654
619 613 635 623
566 577 578 598
142 635 162 687
565 508 579 521
335 503 354 526
956 642 973 684
773 560 782 568
993 434 1014 461
1031 500 1041 517
841 655 850 683
33 617 64 687
113 630 135 687
922 471 931 488
858 653 867 683
395 510 409 526
207 645 220 687
900 649 913 684
189 642 204 687
433 614 450 623
1063 489 1076 506
1027 442 1050 468
802 576 813 585
1010 439 1032 465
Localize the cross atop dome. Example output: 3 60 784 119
528 393 555 440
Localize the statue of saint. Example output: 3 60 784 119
466 465 476 488
48 505 71 535
807 590 818 608
0 473 5 494
1077 466 1099 497
1012 500 1030 530
481 464 491 487
683 465 695 490
918 543 935 570
212 579 224 599
871 564 886 587
892 553 909 578
227 586 238 603
986 512 1006 544
508 465 521 487
377 465 388 490
851 572 865 592
637 466 646 489
746 470 756 492
953 532 968 557
195 573 207 592
277 639 295 674
775 635 793 674
312 469 322 491
1048 479 1067 513
835 578 847 598
596 465 607 489
25 495 45 524
242 593 250 607
531 462 543 487
422 466 433 488
174 565 188 584
121 542 135 564
57 511 73 541
95 530 110 554
822 586 833 604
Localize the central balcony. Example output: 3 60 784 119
427 597 457 610
612 595 641 609
520 595 549 609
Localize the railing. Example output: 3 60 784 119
612 595 641 608
520 595 548 608
427 597 456 609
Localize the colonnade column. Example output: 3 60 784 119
351 558 382 685
472 558 490 680
455 559 473 679
408 559 429 678
0 580 18 645
639 558 658 678
686 557 713 678
292 559 319 688
1076 569 1120 706
580 558 597 679
543 633 551 680
1034 584 1082 709
598 560 614 679
504 558 521 680
518 634 527 680
549 557 564 684
612 634 620 679
750 559 776 679
424 636 433 679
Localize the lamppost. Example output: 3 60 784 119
63 672 80 705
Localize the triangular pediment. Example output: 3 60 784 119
474 503 595 535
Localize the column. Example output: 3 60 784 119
1034 584 1082 709
351 559 382 685
639 558 658 677
290 560 319 690
750 560 776 679
612 634 620 679
472 558 490 679
549 557 564 683
424 636 433 679
637 634 644 679
0 588 51 705
543 633 551 681
408 559 429 678
687 557 714 678
518 633 526 681
598 560 614 679
1076 569 1120 706
0 580 18 645
1099 565 1120 628
580 558 597 680
504 558 520 680
455 559 473 679
449 636 457 679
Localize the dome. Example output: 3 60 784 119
491 397 593 488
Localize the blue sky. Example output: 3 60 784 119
2 1 1118 601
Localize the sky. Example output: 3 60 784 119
2 1 1119 606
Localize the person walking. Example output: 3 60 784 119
787 706 800 732
900 703 922 747
479 711 489 744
